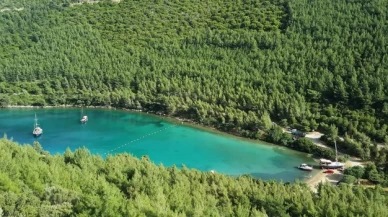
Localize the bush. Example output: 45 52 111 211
368 169 382 183
292 138 336 159
344 166 365 179
312 146 336 160
0 94 10 107
341 175 357 184
337 154 350 162
292 138 316 153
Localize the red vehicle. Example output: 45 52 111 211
323 169 335 174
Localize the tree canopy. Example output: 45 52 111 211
0 0 386 144
0 138 388 216
1 0 388 213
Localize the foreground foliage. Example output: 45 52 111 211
0 138 387 216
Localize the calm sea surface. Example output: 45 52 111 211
0 108 315 182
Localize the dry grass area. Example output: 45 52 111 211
359 185 388 191
71 0 121 7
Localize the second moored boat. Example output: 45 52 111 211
33 113 43 137
80 107 88 124
80 115 88 124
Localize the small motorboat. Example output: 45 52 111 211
298 163 313 171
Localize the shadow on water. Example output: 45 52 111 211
249 171 299 182
272 146 313 159
269 155 295 168
123 114 166 128
249 170 313 183
154 121 165 128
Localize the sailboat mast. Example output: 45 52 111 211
34 113 38 128
334 139 338 162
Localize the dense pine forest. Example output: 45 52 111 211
0 138 387 216
1 0 387 162
0 0 387 138
1 0 388 213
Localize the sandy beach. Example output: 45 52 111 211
305 169 344 192
305 171 328 191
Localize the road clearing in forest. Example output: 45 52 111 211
0 7 23 12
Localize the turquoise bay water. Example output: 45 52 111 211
0 108 315 182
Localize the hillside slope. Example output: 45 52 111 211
0 138 387 216
0 1 387 160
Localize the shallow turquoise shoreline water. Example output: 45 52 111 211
0 108 315 182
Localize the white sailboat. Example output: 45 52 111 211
320 140 344 169
32 113 43 137
80 107 88 124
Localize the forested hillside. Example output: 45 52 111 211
0 1 387 166
0 138 387 216
0 0 387 141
